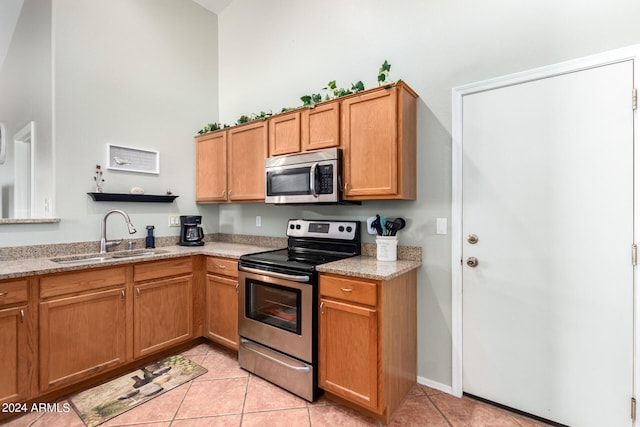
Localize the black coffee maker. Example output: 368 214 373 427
179 215 204 246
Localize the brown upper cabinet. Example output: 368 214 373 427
268 110 301 156
195 131 227 202
195 121 268 203
301 101 341 152
267 101 341 157
341 82 417 200
197 81 417 203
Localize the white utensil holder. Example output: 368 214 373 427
376 236 398 261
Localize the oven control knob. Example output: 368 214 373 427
346 226 352 232
296 224 301 230
289 224 295 230
339 226 345 232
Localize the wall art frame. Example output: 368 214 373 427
107 144 159 174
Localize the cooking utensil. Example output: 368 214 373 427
391 217 406 235
373 215 383 235
382 217 406 236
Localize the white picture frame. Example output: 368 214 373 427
107 144 159 174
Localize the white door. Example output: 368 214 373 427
460 60 635 426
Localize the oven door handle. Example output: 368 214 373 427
239 266 310 283
241 339 311 373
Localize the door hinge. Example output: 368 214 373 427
633 88 637 110
632 244 637 266
631 397 636 421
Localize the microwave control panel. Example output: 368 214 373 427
317 165 334 194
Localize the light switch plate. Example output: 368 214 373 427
256 215 262 227
436 217 447 235
168 215 181 227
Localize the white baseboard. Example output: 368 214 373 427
416 376 453 395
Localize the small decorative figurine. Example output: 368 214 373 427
94 164 105 192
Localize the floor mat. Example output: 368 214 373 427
68 355 207 427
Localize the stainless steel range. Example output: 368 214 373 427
237 219 361 401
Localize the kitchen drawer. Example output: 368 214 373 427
40 267 127 299
0 279 28 307
134 257 193 282
206 257 238 278
319 275 377 306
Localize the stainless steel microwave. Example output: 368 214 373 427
265 148 342 204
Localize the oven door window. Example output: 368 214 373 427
245 279 302 334
267 167 312 196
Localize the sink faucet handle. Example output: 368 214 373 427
105 239 122 249
127 241 134 250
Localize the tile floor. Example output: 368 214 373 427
1 342 552 427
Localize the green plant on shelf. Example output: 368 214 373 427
197 122 229 135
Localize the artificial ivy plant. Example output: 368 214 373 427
197 60 395 135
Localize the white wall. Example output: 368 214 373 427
217 0 640 388
0 0 220 245
0 0 52 219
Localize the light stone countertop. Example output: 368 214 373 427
317 256 422 281
0 242 272 280
0 242 421 281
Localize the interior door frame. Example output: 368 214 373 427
451 44 640 400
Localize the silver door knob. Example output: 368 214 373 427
466 257 479 267
467 234 478 244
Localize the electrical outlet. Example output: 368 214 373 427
168 215 181 227
256 215 262 227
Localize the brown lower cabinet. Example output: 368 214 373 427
4 253 417 425
0 279 33 405
318 270 417 423
133 258 194 358
39 268 128 393
204 257 239 350
37 258 195 394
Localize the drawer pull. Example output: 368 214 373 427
217 265 227 269
0 292 7 297
340 288 353 293
20 309 24 322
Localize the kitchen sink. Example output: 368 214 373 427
50 255 109 264
51 249 169 264
110 249 168 258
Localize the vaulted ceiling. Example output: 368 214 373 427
0 0 231 72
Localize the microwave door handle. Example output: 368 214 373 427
309 162 318 198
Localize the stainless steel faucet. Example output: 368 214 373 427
100 209 137 254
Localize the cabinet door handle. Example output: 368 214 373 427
235 283 239 293
0 292 7 297
121 290 125 299
20 309 24 322
340 288 353 293
320 301 324 315
228 190 232 197
136 288 140 298
222 190 226 198
344 183 349 191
